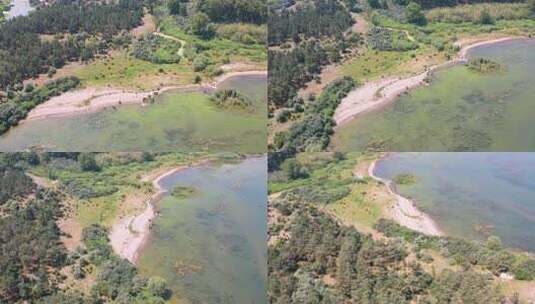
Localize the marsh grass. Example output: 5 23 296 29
426 3 530 24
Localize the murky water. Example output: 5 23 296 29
375 153 535 252
0 75 267 152
137 157 267 304
332 39 535 152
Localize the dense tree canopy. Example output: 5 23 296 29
0 0 143 89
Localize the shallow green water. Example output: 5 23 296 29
0 75 266 152
332 39 535 151
375 153 535 252
137 157 267 304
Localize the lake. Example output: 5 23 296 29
332 39 535 152
0 74 267 152
137 156 267 304
374 153 535 252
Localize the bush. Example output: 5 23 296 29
406 2 427 25
78 153 99 172
479 8 495 24
193 56 210 72
281 159 308 180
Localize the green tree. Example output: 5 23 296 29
367 0 381 9
147 277 170 298
486 235 502 251
189 12 214 39
167 0 181 15
281 159 308 180
479 9 494 25
529 0 535 14
78 153 99 172
405 2 426 25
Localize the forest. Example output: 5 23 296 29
269 77 355 170
268 0 356 110
268 152 535 304
0 76 80 134
0 153 172 303
0 0 143 89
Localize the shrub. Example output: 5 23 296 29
193 56 210 72
406 2 427 25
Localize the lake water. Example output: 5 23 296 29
332 39 535 152
0 75 267 152
137 157 267 304
374 153 535 252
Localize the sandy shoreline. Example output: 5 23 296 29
22 70 266 122
109 160 211 264
334 36 527 127
368 154 443 236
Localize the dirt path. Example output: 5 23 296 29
334 36 526 127
367 156 443 236
153 31 187 57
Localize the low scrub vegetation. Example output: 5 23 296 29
426 3 530 23
133 34 181 64
368 27 419 51
468 57 506 74
0 76 80 135
210 89 254 111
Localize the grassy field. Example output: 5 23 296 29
73 50 195 90
29 153 211 228
158 17 267 66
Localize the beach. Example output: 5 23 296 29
23 70 266 122
334 36 526 127
367 155 443 236
109 160 211 264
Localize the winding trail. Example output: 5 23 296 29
367 155 443 236
334 36 526 127
153 31 187 57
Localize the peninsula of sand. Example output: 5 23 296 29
23 70 267 122
366 155 443 236
334 36 527 127
109 160 211 264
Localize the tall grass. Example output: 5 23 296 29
426 3 530 23
216 23 267 45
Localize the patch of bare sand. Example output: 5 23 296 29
351 13 368 34
368 158 443 236
132 14 156 38
298 64 340 98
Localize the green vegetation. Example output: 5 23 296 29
1 152 244 302
468 57 506 73
0 0 143 90
210 89 253 111
406 2 427 25
133 34 181 64
375 219 535 280
426 2 530 23
0 76 80 135
393 173 417 185
269 77 355 170
268 152 535 303
368 26 418 51
170 185 198 199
